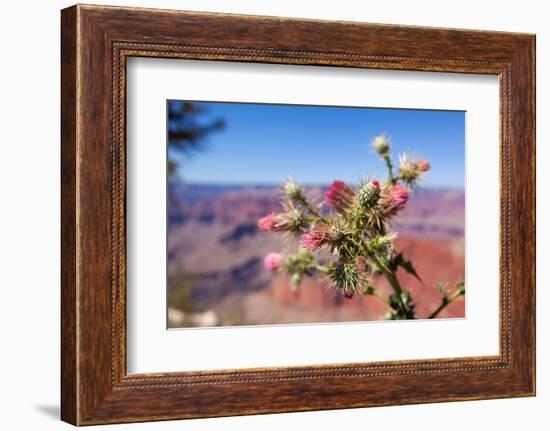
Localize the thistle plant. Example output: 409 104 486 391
258 135 464 320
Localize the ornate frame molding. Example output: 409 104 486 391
61 5 535 425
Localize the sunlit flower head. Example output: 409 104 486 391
283 177 303 201
372 135 391 156
397 154 420 184
279 206 306 233
398 154 430 185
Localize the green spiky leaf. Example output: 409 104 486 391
391 253 421 281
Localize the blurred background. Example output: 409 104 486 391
166 100 465 328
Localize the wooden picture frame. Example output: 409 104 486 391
61 4 535 425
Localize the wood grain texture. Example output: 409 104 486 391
60 4 536 425
60 5 78 425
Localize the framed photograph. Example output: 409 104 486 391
61 4 535 425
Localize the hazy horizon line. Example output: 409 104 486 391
169 179 465 191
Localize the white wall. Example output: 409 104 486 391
0 1 545 430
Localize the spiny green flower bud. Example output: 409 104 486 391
397 154 419 184
270 205 305 234
368 232 397 254
288 208 305 232
327 262 367 297
281 250 315 279
358 179 381 208
372 135 391 156
283 178 303 201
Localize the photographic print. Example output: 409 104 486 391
167 100 465 328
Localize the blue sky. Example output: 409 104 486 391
168 101 465 189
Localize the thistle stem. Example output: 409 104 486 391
383 155 397 184
370 288 391 305
296 195 322 218
383 269 414 318
304 216 323 224
315 264 330 274
428 288 464 319
385 270 403 295
355 240 414 319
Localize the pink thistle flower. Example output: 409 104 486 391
370 179 380 189
416 160 430 172
263 253 283 272
258 212 278 232
300 231 325 251
300 222 338 251
325 180 356 213
258 208 305 234
390 184 409 207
